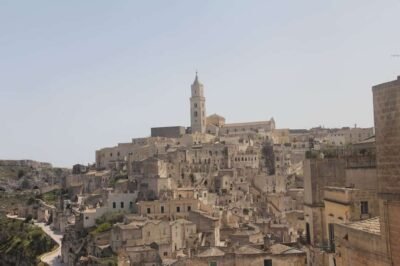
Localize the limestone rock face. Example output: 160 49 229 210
0 159 70 192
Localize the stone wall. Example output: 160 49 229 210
151 126 185 138
373 75 400 265
373 76 400 194
303 159 346 206
334 222 389 266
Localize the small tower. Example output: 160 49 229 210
190 72 206 134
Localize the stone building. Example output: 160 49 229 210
190 73 207 134
334 217 387 266
219 119 276 136
151 126 186 138
332 75 400 266
172 244 305 266
96 137 177 170
111 218 170 252
188 210 221 247
118 246 162 266
78 191 138 228
207 113 226 127
170 219 197 255
324 127 374 146
137 198 199 220
373 75 400 265
303 156 380 266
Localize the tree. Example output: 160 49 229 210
21 178 31 189
17 169 25 178
25 214 33 223
262 142 275 175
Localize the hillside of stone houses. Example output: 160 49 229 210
3 74 387 266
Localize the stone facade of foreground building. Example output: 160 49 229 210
319 75 400 266
303 155 382 266
334 218 388 266
372 75 400 265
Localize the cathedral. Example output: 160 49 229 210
150 73 275 138
188 73 275 136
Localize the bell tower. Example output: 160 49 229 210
190 72 206 134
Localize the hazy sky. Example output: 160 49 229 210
1 1 400 167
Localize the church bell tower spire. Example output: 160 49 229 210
190 72 206 134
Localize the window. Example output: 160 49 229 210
209 262 217 266
194 103 197 108
361 201 369 214
264 259 272 266
147 208 151 214
130 201 133 208
187 206 191 211
328 223 335 252
120 202 124 208
176 206 180 213
306 222 311 244
113 202 116 209
194 111 198 117
161 206 165 213
163 252 168 256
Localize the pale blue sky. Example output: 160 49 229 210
1 1 399 167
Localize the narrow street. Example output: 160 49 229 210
35 222 64 266
6 215 64 266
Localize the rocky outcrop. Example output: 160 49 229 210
0 160 70 192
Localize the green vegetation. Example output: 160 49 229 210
97 255 118 265
0 215 57 265
262 141 275 175
95 211 124 226
108 174 128 187
90 222 112 235
36 189 61 206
